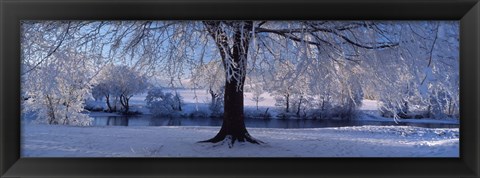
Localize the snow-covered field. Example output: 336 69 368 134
21 123 458 157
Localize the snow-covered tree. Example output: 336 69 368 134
360 22 459 120
266 58 312 117
172 92 184 111
145 87 184 116
22 51 93 126
191 60 225 116
250 84 265 110
209 87 224 117
93 65 150 113
268 60 296 113
91 82 118 111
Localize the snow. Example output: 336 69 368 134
358 99 379 111
21 123 458 157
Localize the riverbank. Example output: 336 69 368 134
86 90 459 125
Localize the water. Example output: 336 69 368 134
92 115 459 129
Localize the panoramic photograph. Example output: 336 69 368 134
20 21 459 157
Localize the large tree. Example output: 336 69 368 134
199 21 259 143
197 21 399 144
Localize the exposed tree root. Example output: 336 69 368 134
198 132 263 148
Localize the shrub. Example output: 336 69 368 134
145 87 184 116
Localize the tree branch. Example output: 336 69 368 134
22 22 72 75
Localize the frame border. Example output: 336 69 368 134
1 0 479 177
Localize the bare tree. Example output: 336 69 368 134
250 84 265 110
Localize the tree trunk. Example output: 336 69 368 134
64 104 69 125
125 97 129 113
209 89 217 105
200 21 261 146
175 92 182 111
285 93 290 113
105 94 113 112
46 94 56 124
296 95 303 116
201 78 260 145
178 100 182 111
120 95 130 113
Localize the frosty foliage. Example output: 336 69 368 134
190 60 225 116
22 51 93 126
208 88 224 117
93 65 150 113
250 83 265 110
145 87 184 116
359 22 460 120
251 21 458 120
266 56 364 119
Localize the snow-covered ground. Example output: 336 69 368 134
21 123 458 157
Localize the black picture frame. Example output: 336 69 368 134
1 0 479 177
